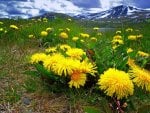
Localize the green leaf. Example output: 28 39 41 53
23 70 39 77
83 106 102 113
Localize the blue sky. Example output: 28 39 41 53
0 0 150 18
72 0 150 8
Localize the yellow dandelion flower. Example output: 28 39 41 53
40 31 48 37
10 25 19 30
113 35 122 40
98 68 134 99
45 47 57 53
127 48 133 54
126 28 133 32
91 37 97 42
66 28 70 32
80 33 90 38
68 18 72 21
59 44 71 51
127 58 136 67
59 32 68 39
137 51 149 57
66 48 86 60
128 35 137 40
72 36 79 41
116 30 121 34
112 39 124 45
28 34 35 38
46 27 53 32
68 70 87 88
0 28 3 32
129 65 150 92
136 34 143 39
43 53 64 71
97 32 102 36
52 58 80 76
80 60 97 76
112 45 119 50
30 53 47 64
93 27 99 31
37 18 41 22
43 17 48 22
80 39 85 43
0 21 3 25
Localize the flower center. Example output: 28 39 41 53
71 71 81 81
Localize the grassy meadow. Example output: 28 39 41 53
0 15 150 113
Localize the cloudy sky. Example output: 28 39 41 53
0 0 150 18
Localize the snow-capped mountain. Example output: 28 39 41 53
75 5 150 20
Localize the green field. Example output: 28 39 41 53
0 15 150 113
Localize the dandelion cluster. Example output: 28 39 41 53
31 44 97 88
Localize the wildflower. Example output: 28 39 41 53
98 68 134 99
46 27 53 32
97 32 102 36
30 53 47 64
28 34 35 38
112 39 124 45
129 64 150 92
68 70 87 88
127 48 133 54
93 27 99 31
31 19 35 21
0 28 3 32
43 17 48 22
80 33 90 38
45 47 57 53
66 48 86 60
91 37 97 42
52 58 80 76
59 44 71 51
80 39 85 43
43 53 64 71
137 51 149 57
68 18 72 21
37 18 41 22
136 34 143 39
66 28 70 32
80 59 97 76
4 30 7 33
112 45 119 50
126 28 133 32
127 58 136 67
72 37 79 41
0 21 3 25
40 31 48 37
59 32 68 39
113 35 122 40
128 35 137 40
10 25 19 30
116 30 121 34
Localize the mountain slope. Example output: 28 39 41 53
75 5 150 20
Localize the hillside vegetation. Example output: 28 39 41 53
0 15 150 113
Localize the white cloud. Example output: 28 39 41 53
0 0 83 18
99 0 135 9
99 0 123 9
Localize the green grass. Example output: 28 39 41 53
0 15 150 112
